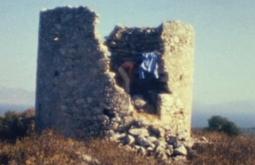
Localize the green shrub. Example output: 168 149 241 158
0 109 35 141
207 115 240 136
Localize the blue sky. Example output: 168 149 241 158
0 0 255 106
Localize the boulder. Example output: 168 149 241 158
166 145 174 156
121 135 135 145
136 136 155 148
132 95 147 109
167 136 181 148
146 136 158 144
155 145 168 160
130 120 146 128
129 128 149 137
174 145 187 156
109 133 125 142
154 140 167 149
155 145 165 155
148 125 165 137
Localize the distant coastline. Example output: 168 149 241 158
0 86 254 128
0 104 32 116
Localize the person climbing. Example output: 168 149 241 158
118 58 137 94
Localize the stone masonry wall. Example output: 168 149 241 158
106 26 162 67
160 22 195 137
105 23 195 137
36 7 130 138
36 6 195 161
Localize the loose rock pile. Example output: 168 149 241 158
107 117 194 162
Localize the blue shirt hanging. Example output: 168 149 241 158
138 51 160 79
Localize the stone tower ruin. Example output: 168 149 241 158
36 6 195 141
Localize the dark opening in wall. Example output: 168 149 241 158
54 71 60 77
106 26 170 114
103 108 116 119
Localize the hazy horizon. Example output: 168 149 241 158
0 87 255 128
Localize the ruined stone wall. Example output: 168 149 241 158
105 22 195 137
160 22 195 137
36 6 194 141
36 6 195 161
36 7 130 138
106 26 162 67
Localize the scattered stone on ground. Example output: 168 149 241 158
129 128 149 137
174 145 187 156
132 95 147 109
108 118 194 163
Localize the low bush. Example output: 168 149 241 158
207 115 240 136
0 109 35 141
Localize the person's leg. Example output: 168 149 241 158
118 67 130 93
147 90 158 113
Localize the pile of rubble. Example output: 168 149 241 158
107 118 194 162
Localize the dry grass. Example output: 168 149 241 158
1 110 255 165
1 129 254 165
0 130 159 165
190 129 255 165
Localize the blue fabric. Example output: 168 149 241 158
138 52 160 79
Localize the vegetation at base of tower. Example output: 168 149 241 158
207 115 241 136
0 110 254 165
0 109 159 165
0 130 160 165
0 109 35 141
